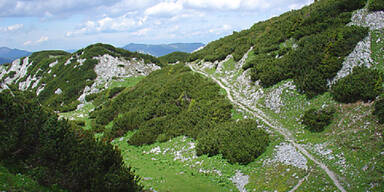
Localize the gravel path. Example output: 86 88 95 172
188 63 346 192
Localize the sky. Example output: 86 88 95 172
0 0 313 52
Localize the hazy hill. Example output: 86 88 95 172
123 43 204 57
0 47 31 64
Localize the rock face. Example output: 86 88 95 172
265 81 296 113
77 54 161 103
328 8 384 85
328 35 373 85
349 8 384 30
0 57 30 86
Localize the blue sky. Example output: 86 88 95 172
0 0 313 51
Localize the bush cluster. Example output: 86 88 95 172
374 96 384 124
331 66 383 103
189 0 368 98
92 65 233 145
159 52 191 64
196 120 269 165
368 0 384 11
0 90 141 191
302 107 335 132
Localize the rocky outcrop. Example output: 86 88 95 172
328 35 373 85
349 8 384 30
265 81 296 113
0 57 31 86
329 8 384 85
264 142 308 170
77 54 161 103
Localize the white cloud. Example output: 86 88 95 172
66 14 139 37
23 40 32 46
24 36 49 46
144 1 183 16
0 0 120 17
209 24 233 34
0 24 23 32
182 0 241 10
36 36 49 43
131 28 151 36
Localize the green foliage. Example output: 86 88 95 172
191 0 368 98
0 90 141 191
85 92 99 102
373 96 384 124
368 0 384 11
93 64 232 145
1 43 161 112
331 66 384 103
302 107 335 132
159 52 190 64
107 86 125 98
196 120 269 165
107 111 143 139
8 71 16 78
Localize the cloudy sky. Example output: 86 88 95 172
0 0 313 51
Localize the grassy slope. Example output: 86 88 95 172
57 2 384 192
192 25 384 190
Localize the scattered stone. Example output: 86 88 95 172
264 142 308 170
349 8 384 30
49 60 58 68
265 81 296 113
230 170 249 192
55 88 63 95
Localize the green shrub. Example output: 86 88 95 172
302 107 335 132
0 90 141 191
374 96 384 124
189 0 368 97
331 66 383 103
368 0 384 11
93 65 233 145
71 120 86 126
159 52 190 64
197 120 269 165
85 93 99 102
8 71 16 78
106 111 143 139
107 87 125 98
59 100 80 112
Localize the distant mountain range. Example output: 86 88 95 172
0 47 31 64
123 43 204 57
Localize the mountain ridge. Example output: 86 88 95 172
0 47 31 64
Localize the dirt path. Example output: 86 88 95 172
188 64 347 192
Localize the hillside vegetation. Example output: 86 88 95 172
0 90 141 191
190 0 369 98
91 64 269 164
0 44 161 112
